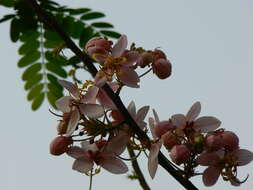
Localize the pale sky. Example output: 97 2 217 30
1 0 253 190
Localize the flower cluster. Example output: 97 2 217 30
148 102 253 186
49 34 252 188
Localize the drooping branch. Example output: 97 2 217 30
25 0 198 189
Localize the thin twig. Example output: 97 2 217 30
127 146 151 190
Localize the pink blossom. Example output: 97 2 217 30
197 149 253 186
67 132 129 174
55 80 104 136
93 35 140 88
171 102 221 134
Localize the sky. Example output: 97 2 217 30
1 0 253 190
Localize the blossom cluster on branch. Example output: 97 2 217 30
49 35 253 188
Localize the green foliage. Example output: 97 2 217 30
1 0 121 111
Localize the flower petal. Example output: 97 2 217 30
82 86 99 104
58 80 80 99
136 106 149 121
186 101 201 121
194 116 221 133
79 104 104 118
127 101 136 117
55 96 72 113
232 149 253 166
149 117 156 139
81 141 99 152
67 146 87 159
72 158 93 173
112 34 127 57
196 152 220 166
124 51 139 65
171 114 186 129
117 66 140 88
152 109 160 123
104 131 129 155
97 89 116 109
203 166 221 186
148 141 162 179
100 155 128 174
66 108 80 136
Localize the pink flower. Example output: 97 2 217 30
171 102 221 134
93 35 140 88
67 132 129 174
55 80 104 136
197 149 253 186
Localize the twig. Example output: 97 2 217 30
127 146 151 190
25 1 198 189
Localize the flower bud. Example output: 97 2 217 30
152 58 172 79
205 134 223 151
162 131 178 150
85 37 112 57
50 136 72 156
221 131 239 151
170 144 191 165
154 120 174 138
153 49 167 61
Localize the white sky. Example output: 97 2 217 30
1 0 253 190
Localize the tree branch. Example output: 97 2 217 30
25 0 198 189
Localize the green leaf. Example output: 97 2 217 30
45 51 67 66
44 40 62 49
0 14 15 23
79 26 94 48
10 18 20 42
48 82 63 98
91 22 113 28
17 50 41 68
31 93 45 111
47 73 63 90
0 0 15 7
67 8 91 15
47 91 58 109
100 30 121 39
46 62 67 78
18 40 40 55
81 12 105 20
22 63 42 81
24 74 43 90
71 20 85 39
27 83 44 101
44 30 62 42
62 16 75 35
19 30 39 42
67 56 81 65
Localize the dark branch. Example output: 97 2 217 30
25 0 198 189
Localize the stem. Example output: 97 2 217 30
25 1 198 189
89 169 93 190
127 146 151 190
